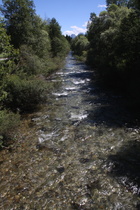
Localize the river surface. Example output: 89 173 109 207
0 53 140 209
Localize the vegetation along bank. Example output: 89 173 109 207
0 0 70 146
71 0 140 109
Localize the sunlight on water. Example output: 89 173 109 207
0 53 140 209
52 91 68 97
70 112 88 121
65 86 78 91
72 79 86 85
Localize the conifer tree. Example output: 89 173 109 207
1 0 35 48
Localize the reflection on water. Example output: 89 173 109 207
0 53 140 209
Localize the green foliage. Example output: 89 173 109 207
0 21 19 57
19 45 43 75
1 0 35 48
99 11 108 17
48 18 70 58
0 0 70 141
48 18 61 39
106 0 140 10
0 22 19 104
0 110 20 141
65 35 72 44
28 16 51 59
71 35 89 60
3 75 49 112
87 2 140 103
57 35 70 58
107 4 119 12
87 6 131 69
106 0 129 6
117 11 140 97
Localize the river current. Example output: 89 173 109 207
0 53 140 209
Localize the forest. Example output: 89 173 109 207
72 0 140 108
0 0 70 145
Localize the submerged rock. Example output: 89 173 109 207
56 166 65 173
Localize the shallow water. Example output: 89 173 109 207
0 53 140 209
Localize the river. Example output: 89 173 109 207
0 53 140 209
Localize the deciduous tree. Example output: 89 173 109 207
1 0 35 48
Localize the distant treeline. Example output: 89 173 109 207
71 0 140 108
0 0 70 144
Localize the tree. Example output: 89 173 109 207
118 11 140 72
128 0 140 9
0 0 35 48
48 18 61 40
71 35 89 56
106 0 129 6
87 6 132 84
87 11 110 67
48 18 70 58
48 18 62 57
28 15 51 58
106 0 140 9
87 1 140 104
65 35 72 44
0 21 18 104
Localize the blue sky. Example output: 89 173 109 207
0 0 107 35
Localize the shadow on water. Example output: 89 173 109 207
88 83 140 129
85 82 139 128
68 59 140 201
107 140 140 196
67 56 140 129
87 97 132 128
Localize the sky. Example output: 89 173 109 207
0 0 107 36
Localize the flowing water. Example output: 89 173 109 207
0 53 140 209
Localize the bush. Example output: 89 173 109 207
0 110 20 146
4 75 49 112
19 45 43 75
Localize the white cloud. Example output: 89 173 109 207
98 4 107 8
63 24 87 36
83 21 92 28
82 21 88 27
63 30 75 36
71 26 87 34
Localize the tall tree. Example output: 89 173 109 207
0 0 35 48
48 18 61 40
48 18 67 57
71 34 89 56
87 6 131 79
0 21 18 103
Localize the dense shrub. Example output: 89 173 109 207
0 110 20 145
71 35 89 61
3 75 49 112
